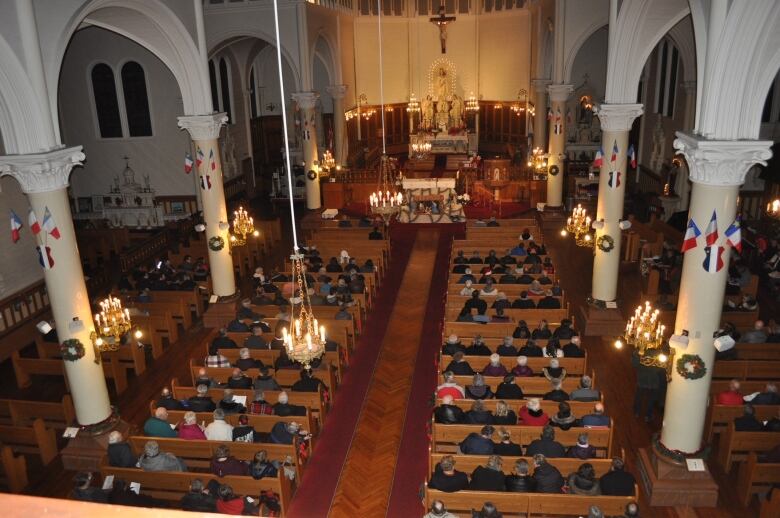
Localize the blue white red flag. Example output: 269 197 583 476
611 140 618 163
702 246 725 274
184 152 194 174
10 210 22 243
705 211 718 246
725 216 742 252
628 144 637 169
593 148 604 168
681 218 701 253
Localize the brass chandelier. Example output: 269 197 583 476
91 295 141 352
527 147 548 174
560 204 594 247
230 206 257 247
615 301 673 378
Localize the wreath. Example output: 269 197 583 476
208 236 225 251
596 234 615 252
676 354 707 380
306 170 317 181
60 339 86 362
548 165 560 176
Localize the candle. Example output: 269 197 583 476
320 325 326 342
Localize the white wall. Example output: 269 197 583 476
0 176 45 297
569 26 607 102
58 27 193 198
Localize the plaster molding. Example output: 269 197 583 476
0 146 85 193
595 103 644 133
326 85 348 100
292 92 319 110
546 83 574 102
177 113 228 141
673 132 773 187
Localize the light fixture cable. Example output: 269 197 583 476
377 0 386 154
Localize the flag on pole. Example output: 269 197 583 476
184 152 194 174
705 210 718 246
681 218 701 253
209 149 216 171
547 108 553 121
196 147 204 167
28 208 41 235
628 144 637 169
554 108 562 134
702 246 725 274
42 207 60 239
10 210 22 243
611 140 619 163
593 148 604 168
36 245 54 270
725 216 742 252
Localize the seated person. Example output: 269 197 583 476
436 371 466 399
234 349 263 372
253 366 281 392
270 421 306 445
107 478 168 508
143 407 177 438
249 450 280 480
516 268 534 284
562 336 586 358
571 375 600 402
216 483 259 515
716 379 745 405
529 280 545 296
273 391 306 416
499 270 517 284
459 424 495 455
205 343 231 368
532 453 565 493
567 432 597 459
180 479 217 513
543 358 567 381
532 320 553 340
465 399 494 424
368 226 383 240
512 291 537 309
512 355 534 377
510 242 527 256
188 384 217 412
469 455 506 491
550 401 578 430
138 440 186 471
428 455 469 492
107 431 137 468
581 402 610 427
527 425 566 458
512 320 531 339
496 374 524 399
543 379 570 402
537 290 561 309
487 217 500 227
464 337 492 356
748 383 780 405
506 459 535 492
567 462 600 496
542 340 564 359
210 445 249 476
468 251 483 264
70 471 108 503
244 326 267 349
494 428 523 456
493 400 518 425
519 398 550 426
552 319 578 340
458 280 475 297
453 250 468 264
291 369 327 393
466 373 495 400
177 410 207 441
156 387 184 410
599 457 636 496
218 389 247 415
225 367 252 390
734 404 764 431
248 389 274 415
492 292 511 311
483 353 508 377
435 394 466 424
479 280 499 297
212 328 238 349
491 307 511 323
226 318 250 333
496 336 518 356
444 351 476 376
456 306 475 322
237 299 262 321
518 339 543 357
442 334 465 356
465 290 488 315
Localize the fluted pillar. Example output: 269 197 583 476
660 133 772 453
292 92 321 209
591 103 644 303
0 147 112 426
545 84 573 208
326 85 348 166
178 113 236 298
531 79 551 150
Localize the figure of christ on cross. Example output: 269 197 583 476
430 3 456 54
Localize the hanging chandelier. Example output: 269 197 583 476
230 206 257 247
615 301 673 378
321 149 336 172
767 199 780 218
407 94 421 114
560 204 594 247
411 137 432 159
465 93 479 113
91 296 141 352
527 147 548 174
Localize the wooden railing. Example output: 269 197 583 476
636 165 665 195
119 231 170 272
0 281 50 339
224 174 247 201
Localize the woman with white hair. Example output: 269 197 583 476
482 353 508 377
178 410 207 440
512 355 534 377
519 397 550 426
107 431 136 467
543 358 567 381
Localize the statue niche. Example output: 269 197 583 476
424 59 462 132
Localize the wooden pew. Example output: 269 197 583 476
127 288 205 318
445 320 565 338
709 380 780 397
713 360 780 381
704 403 779 440
247 308 360 340
100 463 293 517
0 418 58 466
440 354 587 377
217 342 347 382
717 422 780 472
0 395 75 430
131 312 174 358
444 374 593 397
134 300 192 332
429 453 619 479
727 343 780 361
761 488 780 518
0 446 28 493
190 361 338 396
736 451 780 507
432 422 614 458
444 305 569 323
36 338 145 378
11 350 128 395
438 399 604 417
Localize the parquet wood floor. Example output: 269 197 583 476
328 230 439 517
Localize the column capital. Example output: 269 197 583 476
177 113 228 141
546 83 573 102
673 132 773 186
292 92 319 110
326 85 348 99
531 78 552 93
0 146 84 193
595 103 644 132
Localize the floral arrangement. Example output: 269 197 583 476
676 353 707 380
60 338 86 362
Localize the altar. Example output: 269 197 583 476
397 177 465 223
409 132 476 155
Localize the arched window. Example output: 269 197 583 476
208 59 219 112
249 67 258 119
91 63 122 138
655 40 679 118
219 58 233 123
121 61 152 137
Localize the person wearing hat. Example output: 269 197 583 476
512 291 536 309
512 356 534 377
443 334 465 356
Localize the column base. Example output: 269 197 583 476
61 415 133 472
203 294 240 328
637 439 719 507
576 299 625 336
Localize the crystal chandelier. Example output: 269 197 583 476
91 296 141 352
230 206 257 247
406 94 420 114
411 137 432 159
615 301 673 377
272 0 325 369
560 204 594 247
511 89 535 117
370 155 403 224
527 147 548 174
321 149 336 172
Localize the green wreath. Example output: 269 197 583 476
596 234 615 252
61 339 86 362
676 354 707 380
548 165 560 176
208 236 225 251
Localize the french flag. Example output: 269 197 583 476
593 148 604 168
10 210 22 243
37 245 54 270
681 218 701 253
702 246 725 274
610 140 619 163
42 207 60 239
705 211 718 246
184 152 194 174
28 208 41 235
196 147 204 167
209 149 216 171
628 144 637 169
725 216 742 252
547 108 553 121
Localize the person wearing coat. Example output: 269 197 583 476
469 455 507 491
434 395 466 424
531 454 564 493
107 431 137 468
505 459 536 492
567 463 601 495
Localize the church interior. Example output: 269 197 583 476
0 0 779 516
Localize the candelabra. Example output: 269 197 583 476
511 89 535 117
767 199 780 218
369 155 403 224
560 204 594 247
283 253 327 370
527 147 548 174
411 137 432 159
465 93 479 113
230 206 257 247
91 296 141 352
321 149 336 172
406 94 420 114
615 301 673 378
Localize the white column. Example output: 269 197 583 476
0 147 112 426
546 84 573 208
531 79 550 150
591 103 644 302
292 92 322 210
660 133 772 453
178 113 237 298
326 85 348 166
681 81 697 132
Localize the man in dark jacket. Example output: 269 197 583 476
226 368 253 390
180 479 217 512
218 390 247 415
562 336 585 358
531 454 564 493
212 328 238 349
525 425 566 458
428 455 469 492
552 319 577 340
512 291 536 309
469 455 506 491
71 472 108 503
291 369 327 393
188 384 217 412
464 291 488 315
599 457 636 496
505 459 536 492
459 425 495 454
537 292 561 309
434 395 466 424
751 383 780 405
155 387 184 410
495 374 524 400
444 351 476 375
442 334 465 356
518 339 543 357
735 404 764 431
107 431 137 468
273 392 306 416
543 379 570 402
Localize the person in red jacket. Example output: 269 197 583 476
177 411 207 440
215 484 258 515
716 379 745 405
519 398 550 426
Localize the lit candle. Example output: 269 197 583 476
320 325 326 343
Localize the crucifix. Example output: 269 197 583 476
429 2 456 54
